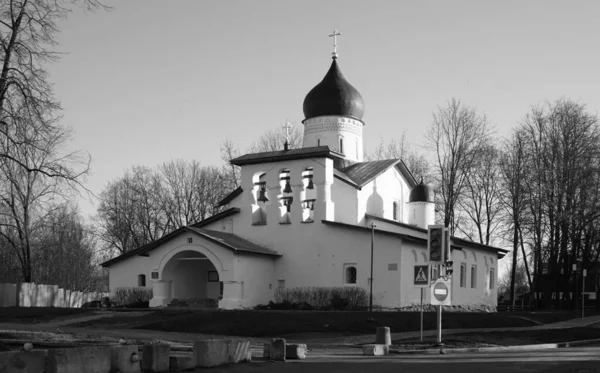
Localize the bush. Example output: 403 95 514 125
111 287 153 308
272 287 368 311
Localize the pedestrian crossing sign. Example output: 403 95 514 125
414 265 430 287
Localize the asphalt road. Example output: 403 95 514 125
193 347 600 373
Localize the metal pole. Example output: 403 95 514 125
420 288 424 342
582 270 585 318
437 304 442 345
369 223 375 313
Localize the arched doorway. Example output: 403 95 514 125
160 250 222 307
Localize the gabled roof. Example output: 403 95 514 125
229 146 345 166
333 159 418 190
217 187 243 207
101 211 278 268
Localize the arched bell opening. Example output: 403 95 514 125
252 172 268 225
160 250 222 308
301 167 316 223
279 169 292 224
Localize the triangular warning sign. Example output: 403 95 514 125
415 268 427 282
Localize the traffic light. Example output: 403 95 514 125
428 225 445 264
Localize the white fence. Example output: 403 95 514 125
0 282 108 308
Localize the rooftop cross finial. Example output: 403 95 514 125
282 120 293 150
329 29 342 59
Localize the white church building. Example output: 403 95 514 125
102 49 508 310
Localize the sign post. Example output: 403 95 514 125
414 265 429 342
431 278 451 345
582 269 587 318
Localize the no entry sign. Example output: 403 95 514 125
431 278 451 306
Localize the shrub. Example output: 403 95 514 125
273 286 367 310
111 287 153 308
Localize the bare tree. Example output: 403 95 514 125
458 141 503 245
367 134 432 183
426 98 490 234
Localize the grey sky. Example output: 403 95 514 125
48 0 600 218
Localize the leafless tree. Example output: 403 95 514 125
367 134 432 183
426 98 490 234
247 125 303 153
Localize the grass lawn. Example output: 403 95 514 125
68 309 595 338
0 307 96 324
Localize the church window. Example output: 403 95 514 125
344 264 357 285
138 274 146 287
459 263 466 288
278 279 285 289
339 138 344 154
489 268 495 290
392 202 398 221
471 265 477 288
188 237 193 243
317 138 321 146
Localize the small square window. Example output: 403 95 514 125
151 271 159 279
344 264 357 285
278 279 285 289
207 271 219 282
188 237 193 243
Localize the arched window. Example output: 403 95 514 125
392 201 398 221
317 138 321 146
339 138 344 154
344 265 357 285
138 274 146 287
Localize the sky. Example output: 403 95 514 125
49 0 600 228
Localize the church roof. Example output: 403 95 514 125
303 59 364 121
100 222 279 267
229 146 344 166
334 159 418 189
217 187 243 207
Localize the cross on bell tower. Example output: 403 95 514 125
329 29 342 59
282 120 293 150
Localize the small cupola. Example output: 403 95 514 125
409 179 432 203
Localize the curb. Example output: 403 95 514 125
389 338 600 355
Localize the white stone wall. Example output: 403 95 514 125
302 116 364 162
450 249 497 307
108 256 152 291
357 168 410 224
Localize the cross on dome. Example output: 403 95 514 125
329 29 342 59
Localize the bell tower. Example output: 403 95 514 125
302 30 365 163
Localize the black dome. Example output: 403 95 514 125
409 179 431 202
303 59 364 121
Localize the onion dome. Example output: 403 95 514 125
303 59 364 121
409 178 432 203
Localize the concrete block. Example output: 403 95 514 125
110 345 140 373
263 343 270 358
362 344 389 356
0 350 47 373
0 283 17 307
46 346 112 373
141 344 170 372
193 340 228 368
226 339 251 364
285 343 307 360
376 326 391 346
269 338 286 361
169 355 195 371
